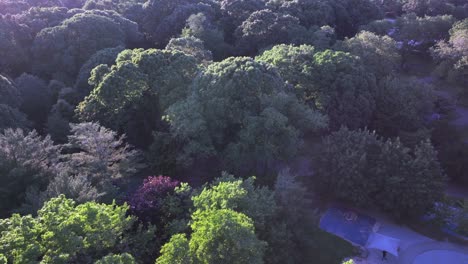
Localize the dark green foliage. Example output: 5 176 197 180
32 10 142 83
95 253 136 264
46 99 75 143
158 175 271 264
142 0 216 46
315 127 447 218
77 49 200 147
265 0 335 29
14 73 52 131
397 13 456 51
182 13 231 60
166 36 213 64
0 74 21 108
146 131 181 176
266 169 355 264
257 46 376 129
0 75 30 130
402 0 468 18
431 119 468 185
431 19 468 87
372 76 434 138
0 104 31 131
0 195 155 264
332 0 385 37
83 0 145 21
74 46 125 99
337 31 402 80
167 57 327 177
235 9 307 55
0 16 31 75
14 7 72 36
0 129 61 216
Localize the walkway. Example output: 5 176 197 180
398 241 468 264
355 209 468 264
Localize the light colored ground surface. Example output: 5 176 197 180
412 250 468 264
348 210 468 264
399 241 468 264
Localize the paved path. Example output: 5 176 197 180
398 241 468 264
354 209 468 264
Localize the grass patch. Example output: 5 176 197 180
307 227 358 264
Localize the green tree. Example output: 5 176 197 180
372 76 434 138
337 31 402 80
156 234 191 264
32 10 142 83
0 16 31 75
190 209 266 264
182 12 231 60
314 127 446 218
193 174 276 231
74 46 125 99
257 47 376 129
158 175 272 264
0 129 60 216
396 13 455 51
167 57 327 177
77 49 200 147
166 36 213 64
141 0 216 46
402 0 468 18
95 253 136 264
235 9 307 55
431 19 468 87
14 74 52 132
0 195 154 264
0 104 31 131
0 74 21 108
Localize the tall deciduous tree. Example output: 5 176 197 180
0 195 155 263
314 127 446 218
337 31 402 80
167 57 327 177
77 49 200 147
0 129 60 216
32 10 142 83
257 46 376 129
432 19 468 86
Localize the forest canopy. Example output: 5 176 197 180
0 0 467 263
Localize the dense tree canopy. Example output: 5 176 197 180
314 127 446 218
371 76 434 138
0 129 60 216
257 46 376 129
432 18 468 86
142 0 216 46
1 0 467 262
0 195 154 263
167 57 327 176
337 31 402 80
77 48 200 147
32 10 143 83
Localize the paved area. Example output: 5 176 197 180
399 241 468 264
348 209 468 264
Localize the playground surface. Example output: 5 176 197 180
319 206 376 246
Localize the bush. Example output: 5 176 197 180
314 127 446 218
